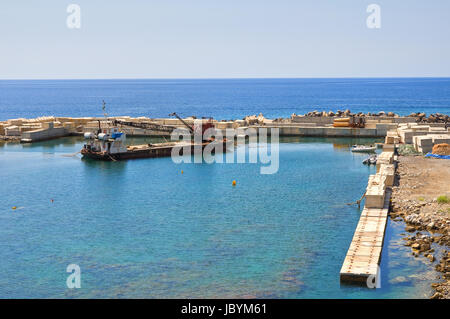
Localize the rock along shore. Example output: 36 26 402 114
390 155 450 299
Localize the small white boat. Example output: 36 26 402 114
351 144 376 153
362 154 377 165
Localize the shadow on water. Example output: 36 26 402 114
81 156 128 172
20 136 83 149
379 218 394 293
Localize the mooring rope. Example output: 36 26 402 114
346 191 366 208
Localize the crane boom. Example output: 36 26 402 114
112 119 178 133
168 112 194 134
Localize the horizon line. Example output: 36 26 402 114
1 76 450 81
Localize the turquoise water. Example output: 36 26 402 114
0 137 440 298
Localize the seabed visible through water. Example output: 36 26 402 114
0 136 440 298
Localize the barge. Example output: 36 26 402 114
81 127 230 161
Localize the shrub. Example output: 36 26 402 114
397 144 420 156
437 195 449 204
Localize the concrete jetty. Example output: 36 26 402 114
340 190 391 284
340 150 395 285
2 113 449 142
340 121 450 286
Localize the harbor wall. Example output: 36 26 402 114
2 115 449 142
255 126 383 137
20 122 69 142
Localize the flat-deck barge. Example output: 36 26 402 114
81 126 229 161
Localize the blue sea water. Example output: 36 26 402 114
1 78 447 298
0 78 449 121
0 137 441 298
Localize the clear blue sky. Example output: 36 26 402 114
1 0 449 79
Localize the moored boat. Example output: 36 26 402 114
351 144 376 153
81 127 229 161
362 154 377 165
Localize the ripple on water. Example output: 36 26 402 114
0 137 440 298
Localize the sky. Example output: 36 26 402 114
1 0 450 79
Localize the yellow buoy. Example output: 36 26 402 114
181 170 184 174
232 180 236 186
12 206 17 210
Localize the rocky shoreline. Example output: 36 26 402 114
390 155 450 299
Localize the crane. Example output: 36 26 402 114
168 112 194 134
169 112 215 141
112 119 178 133
110 113 215 141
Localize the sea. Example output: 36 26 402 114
1 78 449 121
1 78 448 298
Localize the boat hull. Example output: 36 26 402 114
351 148 376 153
81 140 230 161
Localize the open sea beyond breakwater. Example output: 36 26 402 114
1 78 450 121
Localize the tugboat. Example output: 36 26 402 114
81 113 229 161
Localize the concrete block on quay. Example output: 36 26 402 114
413 134 450 153
365 174 387 209
376 152 394 172
431 134 450 145
382 143 395 152
216 121 234 129
20 126 68 142
399 129 429 144
376 123 398 136
379 164 395 186
5 125 21 136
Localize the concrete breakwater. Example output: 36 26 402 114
1 112 448 143
340 150 395 285
340 124 450 294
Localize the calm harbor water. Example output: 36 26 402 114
0 137 440 298
1 78 450 121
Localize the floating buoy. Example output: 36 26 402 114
232 180 236 186
12 206 17 210
181 170 184 174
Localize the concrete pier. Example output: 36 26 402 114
340 149 396 285
340 122 450 286
340 189 391 284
